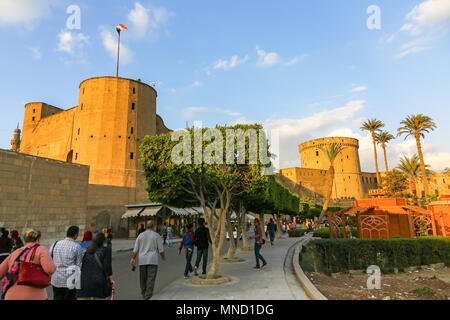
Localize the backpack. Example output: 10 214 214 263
183 232 193 248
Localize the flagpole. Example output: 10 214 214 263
116 29 121 78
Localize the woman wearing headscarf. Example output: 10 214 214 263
10 230 24 251
76 233 115 300
0 229 56 300
80 231 93 250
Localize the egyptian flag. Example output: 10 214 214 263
116 24 127 33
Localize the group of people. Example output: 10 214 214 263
0 226 115 300
131 218 212 300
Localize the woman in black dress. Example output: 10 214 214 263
77 233 116 300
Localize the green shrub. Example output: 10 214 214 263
288 228 308 238
313 227 358 239
410 287 436 298
310 237 450 275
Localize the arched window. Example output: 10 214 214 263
66 150 74 163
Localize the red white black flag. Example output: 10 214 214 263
116 24 127 32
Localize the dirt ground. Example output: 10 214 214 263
304 267 450 300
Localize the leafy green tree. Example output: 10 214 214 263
396 154 422 201
376 131 395 172
140 124 271 277
361 119 385 185
398 114 437 196
382 170 409 198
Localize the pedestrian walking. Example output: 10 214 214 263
10 230 24 252
77 233 116 300
249 218 267 270
0 229 56 300
167 224 173 247
131 220 166 300
0 230 12 264
178 224 195 279
80 231 93 250
194 218 211 276
49 226 84 300
138 224 146 236
267 218 276 246
161 223 168 246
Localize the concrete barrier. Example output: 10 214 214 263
292 234 327 300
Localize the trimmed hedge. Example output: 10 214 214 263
309 237 450 274
288 228 308 238
313 227 358 239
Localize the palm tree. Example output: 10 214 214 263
361 119 385 185
396 154 421 200
317 142 346 223
398 114 437 197
376 131 395 172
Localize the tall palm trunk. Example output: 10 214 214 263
414 133 429 197
318 165 335 224
372 132 382 185
410 178 418 204
382 143 389 172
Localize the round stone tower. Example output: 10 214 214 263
72 76 157 188
299 137 364 199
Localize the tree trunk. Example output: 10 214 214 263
410 178 418 205
240 204 249 249
415 134 429 197
225 218 235 259
372 131 382 185
275 213 282 239
318 165 335 224
382 143 389 172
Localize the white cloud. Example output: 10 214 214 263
127 2 174 41
99 26 133 64
404 0 450 34
351 86 368 92
256 46 305 67
57 30 89 55
190 81 204 88
388 0 450 58
0 0 58 28
30 47 42 59
256 47 282 67
213 55 249 71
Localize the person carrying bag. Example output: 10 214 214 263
0 230 56 300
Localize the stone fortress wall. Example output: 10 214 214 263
0 149 89 247
2 76 172 239
279 137 378 202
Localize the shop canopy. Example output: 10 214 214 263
121 203 204 219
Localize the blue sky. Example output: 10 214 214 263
1 0 449 171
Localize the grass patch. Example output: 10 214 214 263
410 287 436 298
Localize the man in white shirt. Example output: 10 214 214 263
131 220 166 300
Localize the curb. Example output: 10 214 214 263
292 234 327 300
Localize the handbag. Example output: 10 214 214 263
17 246 51 289
93 251 113 299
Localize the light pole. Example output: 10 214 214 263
116 24 127 77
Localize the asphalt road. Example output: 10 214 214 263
46 238 243 300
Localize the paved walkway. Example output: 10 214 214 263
153 236 309 300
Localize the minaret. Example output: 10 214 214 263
11 123 21 152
